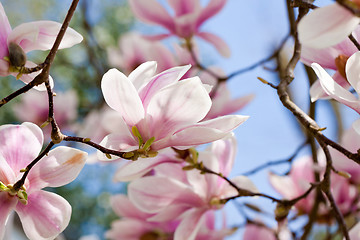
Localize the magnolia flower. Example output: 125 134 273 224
0 2 82 87
106 194 178 240
301 26 360 101
128 136 257 239
107 32 176 75
298 2 360 49
99 61 248 159
311 51 360 114
0 122 87 240
321 120 360 184
13 89 78 131
269 156 358 220
129 0 230 57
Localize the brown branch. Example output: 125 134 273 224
319 143 350 240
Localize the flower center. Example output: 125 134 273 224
0 181 28 205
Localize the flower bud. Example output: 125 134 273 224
8 42 27 68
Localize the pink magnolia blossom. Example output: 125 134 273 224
321 121 360 184
301 26 360 101
298 3 360 49
107 194 231 240
128 136 257 239
0 122 87 240
0 2 82 86
99 61 248 158
106 194 178 240
13 89 78 131
107 32 177 75
129 0 230 57
311 51 360 114
269 156 358 220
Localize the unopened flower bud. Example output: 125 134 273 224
275 202 291 222
8 42 27 68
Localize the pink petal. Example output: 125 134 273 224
174 208 207 240
128 176 202 214
106 219 153 240
311 63 360 113
345 51 360 94
114 154 181 182
0 59 9 76
157 115 248 149
197 31 230 57
142 33 172 41
211 134 237 176
298 3 360 48
111 194 151 219
27 146 87 192
16 190 71 240
268 172 298 200
168 0 201 16
196 0 227 28
146 77 211 140
0 193 17 240
0 3 11 59
0 123 43 173
128 61 157 91
0 155 16 185
310 71 349 101
148 204 191 222
139 64 191 109
101 68 145 126
129 0 175 32
300 45 340 69
8 21 83 53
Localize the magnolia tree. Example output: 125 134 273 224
1 0 360 239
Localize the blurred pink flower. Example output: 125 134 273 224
0 2 82 87
99 61 248 157
322 121 360 184
13 89 78 136
298 3 360 49
128 136 257 239
106 194 178 240
311 51 360 114
107 32 177 75
269 156 358 220
129 0 230 57
0 122 87 240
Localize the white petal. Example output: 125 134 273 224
298 3 360 48
101 68 145 126
345 51 360 94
